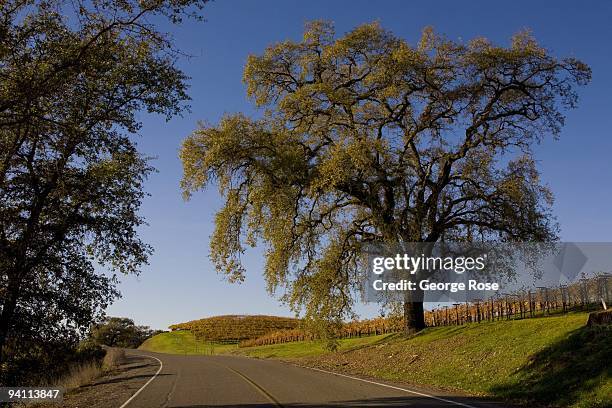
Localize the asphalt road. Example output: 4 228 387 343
122 349 513 408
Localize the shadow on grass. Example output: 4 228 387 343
490 324 611 407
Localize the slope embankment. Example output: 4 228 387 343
296 313 610 408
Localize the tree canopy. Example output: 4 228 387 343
0 0 206 383
180 21 590 333
89 317 160 348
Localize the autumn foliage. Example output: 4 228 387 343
239 317 403 347
169 315 299 343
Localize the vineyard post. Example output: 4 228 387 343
528 290 533 317
550 287 556 312
579 278 589 310
507 297 512 320
513 294 522 319
537 287 548 316
495 296 502 321
496 298 501 321
453 303 461 325
512 295 518 319
502 294 511 320
602 273 611 306
598 273 611 309
560 284 567 313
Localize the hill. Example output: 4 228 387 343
139 329 391 357
139 330 238 355
167 314 300 343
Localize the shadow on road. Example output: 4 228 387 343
94 372 172 386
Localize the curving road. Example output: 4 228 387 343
122 349 512 408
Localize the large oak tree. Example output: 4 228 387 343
180 22 590 335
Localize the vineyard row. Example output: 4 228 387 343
240 273 611 347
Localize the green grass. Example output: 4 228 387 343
289 312 609 408
139 330 390 358
229 333 394 359
139 330 237 355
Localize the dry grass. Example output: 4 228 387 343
57 361 102 390
25 348 127 407
50 348 124 392
102 348 125 371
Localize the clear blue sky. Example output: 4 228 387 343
107 0 612 330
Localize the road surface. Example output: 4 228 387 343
122 349 512 408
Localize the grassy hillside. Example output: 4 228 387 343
139 330 391 357
295 312 609 408
139 330 237 355
230 333 393 359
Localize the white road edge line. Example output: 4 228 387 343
304 366 479 408
118 354 163 408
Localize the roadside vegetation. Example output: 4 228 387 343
25 319 155 401
53 348 126 392
89 317 163 349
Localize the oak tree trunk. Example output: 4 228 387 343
404 300 426 334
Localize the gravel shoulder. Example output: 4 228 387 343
45 351 159 408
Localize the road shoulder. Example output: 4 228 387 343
47 351 160 408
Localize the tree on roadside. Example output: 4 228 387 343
89 317 160 349
0 0 206 383
180 22 590 337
